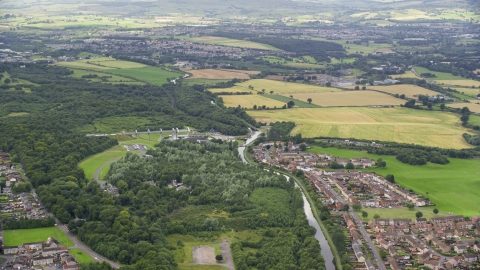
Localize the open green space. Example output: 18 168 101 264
68 68 143 84
179 35 280 50
265 94 321 108
413 66 464 80
4 227 74 247
183 79 230 86
7 112 30 117
249 107 472 149
359 207 450 222
109 67 182 86
168 230 257 265
69 248 95 264
307 147 480 216
329 57 356 64
78 145 127 180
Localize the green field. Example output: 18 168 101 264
109 67 182 86
413 66 464 80
78 145 127 180
307 147 480 216
69 248 95 264
4 227 73 247
265 94 321 108
79 136 159 180
359 207 450 222
184 36 280 51
68 68 143 84
249 107 472 149
183 79 230 86
209 79 341 94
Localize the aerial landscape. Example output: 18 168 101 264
0 0 479 269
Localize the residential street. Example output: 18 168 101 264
349 209 386 270
53 217 121 269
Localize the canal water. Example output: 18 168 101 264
238 132 336 269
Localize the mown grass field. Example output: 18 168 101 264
220 94 286 108
183 79 230 86
364 84 440 99
7 112 30 117
78 145 127 180
447 102 480 114
437 80 480 88
186 69 258 80
392 71 420 79
452 87 480 97
209 79 341 94
69 248 95 264
282 91 404 107
109 67 182 86
4 227 73 247
186 36 280 50
68 68 143 84
168 230 259 269
413 66 464 80
266 95 320 108
249 107 472 149
307 147 480 216
359 207 450 222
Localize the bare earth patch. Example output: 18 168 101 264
192 246 216 264
186 69 259 80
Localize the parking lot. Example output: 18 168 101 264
124 144 147 154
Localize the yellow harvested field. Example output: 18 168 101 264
436 80 480 88
186 69 259 80
392 71 419 79
452 87 480 97
220 95 285 108
248 107 472 149
283 91 404 107
447 102 480 114
364 85 440 99
209 79 341 94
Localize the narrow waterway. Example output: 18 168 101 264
299 184 336 269
238 132 336 270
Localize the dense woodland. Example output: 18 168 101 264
56 141 325 269
0 63 326 269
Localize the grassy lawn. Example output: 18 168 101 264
69 248 95 264
79 136 158 180
280 91 404 107
183 79 231 86
248 107 472 149
167 230 260 264
413 66 464 80
220 94 285 109
183 35 280 51
360 207 450 222
78 145 127 180
307 147 480 216
4 227 73 247
178 265 226 270
109 67 182 86
264 95 320 108
208 79 341 94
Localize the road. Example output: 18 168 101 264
411 235 450 265
349 209 386 270
53 217 121 269
93 159 119 188
86 129 189 137
316 177 385 270
16 162 121 269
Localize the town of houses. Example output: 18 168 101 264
3 237 81 270
253 142 480 269
0 150 46 221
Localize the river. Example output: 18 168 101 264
238 131 336 270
